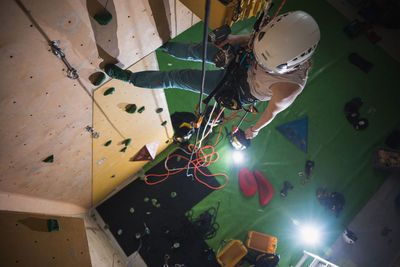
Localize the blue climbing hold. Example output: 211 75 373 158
276 116 309 153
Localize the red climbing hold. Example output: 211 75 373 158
254 170 274 206
239 168 257 197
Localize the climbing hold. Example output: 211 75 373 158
43 155 54 163
144 197 149 202
151 198 157 204
155 203 161 208
91 72 106 86
120 147 127 153
104 87 115 96
125 138 132 146
111 174 116 178
117 229 123 235
173 242 180 248
170 192 177 198
146 211 151 215
165 140 170 144
104 224 109 230
47 219 59 232
156 108 163 113
161 121 167 126
129 207 135 213
125 104 137 114
93 12 113 25
104 140 112 146
138 106 145 113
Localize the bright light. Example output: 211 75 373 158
232 150 244 164
300 224 321 245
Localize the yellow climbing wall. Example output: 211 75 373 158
0 0 199 214
92 53 173 205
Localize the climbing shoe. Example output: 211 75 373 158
104 64 132 83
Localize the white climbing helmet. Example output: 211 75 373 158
253 10 320 74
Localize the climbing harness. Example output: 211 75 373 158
50 41 79 80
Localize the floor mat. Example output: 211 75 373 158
96 149 220 266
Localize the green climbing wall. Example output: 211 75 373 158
152 0 400 265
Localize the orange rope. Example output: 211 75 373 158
144 107 256 189
144 108 228 189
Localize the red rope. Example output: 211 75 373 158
272 0 286 20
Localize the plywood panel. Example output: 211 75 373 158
92 52 173 205
0 0 198 211
0 0 93 208
0 210 91 267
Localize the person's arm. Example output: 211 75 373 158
216 34 251 48
245 82 302 139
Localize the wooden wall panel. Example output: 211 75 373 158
0 0 199 212
0 210 91 267
92 52 173 205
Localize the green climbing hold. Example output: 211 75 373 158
165 140 170 144
170 192 177 198
161 121 167 126
155 203 161 208
138 106 145 113
93 12 113 25
156 108 163 113
47 219 59 232
151 198 157 204
120 147 127 153
43 155 54 163
144 197 149 202
173 242 180 248
92 72 106 86
104 140 112 146
125 138 132 146
104 87 115 96
125 104 137 114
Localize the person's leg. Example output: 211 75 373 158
129 69 226 95
160 42 219 64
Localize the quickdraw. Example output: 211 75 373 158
50 41 79 80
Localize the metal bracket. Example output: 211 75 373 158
86 125 100 139
50 40 79 80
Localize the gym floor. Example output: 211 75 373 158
143 0 400 265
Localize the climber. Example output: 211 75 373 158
104 10 320 139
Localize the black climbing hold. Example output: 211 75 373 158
125 138 132 146
111 174 116 178
138 106 145 113
125 104 137 114
348 52 373 73
156 108 163 113
93 12 113 26
165 140 170 144
104 87 115 96
91 72 106 86
161 121 167 126
104 140 112 146
120 147 127 153
47 219 59 232
43 155 54 163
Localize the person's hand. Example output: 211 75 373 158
215 34 236 49
245 126 259 139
